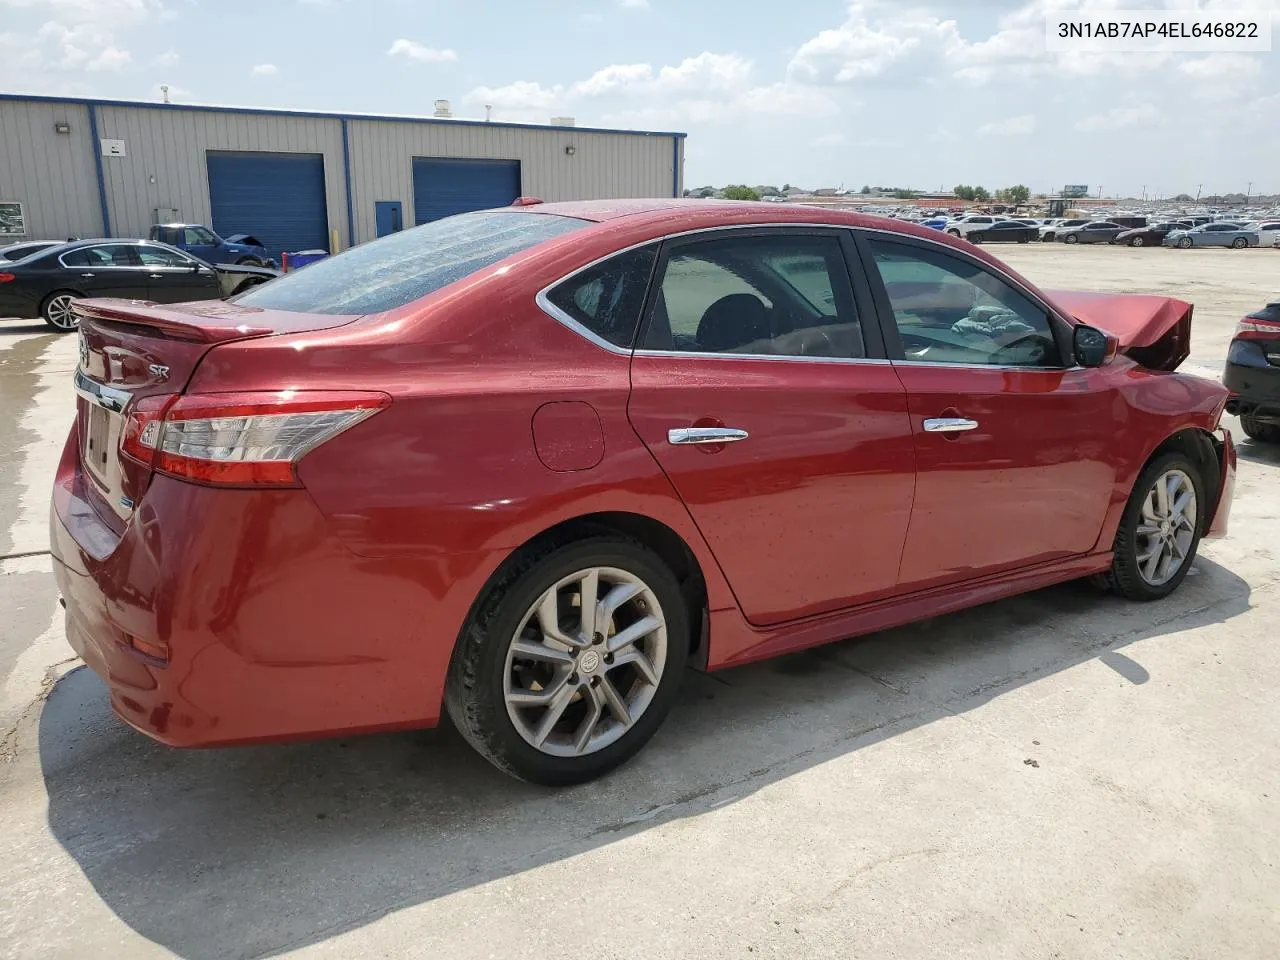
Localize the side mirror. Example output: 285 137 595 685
1074 324 1117 367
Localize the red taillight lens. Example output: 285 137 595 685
120 390 390 487
0 272 15 283
1235 318 1280 336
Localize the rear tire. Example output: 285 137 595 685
1102 452 1204 602
1240 413 1280 443
1231 237 1247 249
40 290 81 332
947 229 961 237
445 536 689 785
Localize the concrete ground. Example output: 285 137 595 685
1 245 1278 960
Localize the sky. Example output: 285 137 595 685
0 0 1277 198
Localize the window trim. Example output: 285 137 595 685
135 242 202 269
852 228 1075 371
535 239 662 355
634 226 885 363
57 242 143 270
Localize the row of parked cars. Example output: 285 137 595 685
0 223 278 331
921 213 1280 249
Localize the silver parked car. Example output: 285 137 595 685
1163 222 1259 249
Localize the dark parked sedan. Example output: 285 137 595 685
1115 222 1193 247
0 239 276 330
1224 301 1280 443
1055 221 1125 244
966 221 1039 243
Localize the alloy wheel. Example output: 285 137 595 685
1135 468 1197 586
503 566 668 758
44 294 79 330
1131 236 1144 247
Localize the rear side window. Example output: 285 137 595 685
234 211 589 315
545 246 656 348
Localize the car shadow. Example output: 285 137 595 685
1236 437 1280 466
39 557 1251 960
0 320 55 336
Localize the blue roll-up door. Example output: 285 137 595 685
412 158 521 224
206 151 328 260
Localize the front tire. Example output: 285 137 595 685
1103 452 1204 601
1178 236 1192 249
40 290 81 331
1130 236 1145 247
235 256 264 267
1064 233 1078 244
445 536 689 785
947 229 961 237
1240 412 1280 443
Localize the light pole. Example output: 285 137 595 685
1246 181 1253 203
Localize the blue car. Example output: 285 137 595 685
920 217 948 230
147 223 276 267
1163 222 1259 249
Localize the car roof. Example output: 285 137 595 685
522 197 910 230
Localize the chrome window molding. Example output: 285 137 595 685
58 242 144 270
534 220 1082 368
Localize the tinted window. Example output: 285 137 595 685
184 227 217 245
545 246 656 348
869 239 1060 368
61 245 138 267
641 233 864 359
235 211 588 315
137 245 194 267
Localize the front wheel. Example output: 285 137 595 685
1130 236 1145 247
40 290 81 331
445 536 689 785
947 229 961 237
1178 236 1193 249
1240 412 1280 443
1064 233 1078 244
235 256 264 267
1103 452 1204 601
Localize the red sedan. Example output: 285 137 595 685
52 199 1235 784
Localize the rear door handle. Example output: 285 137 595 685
148 273 164 279
668 427 749 445
923 417 979 433
80 272 96 278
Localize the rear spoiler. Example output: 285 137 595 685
1046 290 1192 372
72 298 359 344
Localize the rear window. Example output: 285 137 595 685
234 211 589 315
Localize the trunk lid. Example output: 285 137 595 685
73 298 359 533
1047 290 1192 372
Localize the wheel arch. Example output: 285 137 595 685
466 511 712 669
1138 427 1223 533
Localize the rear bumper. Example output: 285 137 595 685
0 288 41 319
50 424 504 747
1223 342 1280 421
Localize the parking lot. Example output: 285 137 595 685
1 242 1278 960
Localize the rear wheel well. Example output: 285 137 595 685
487 512 710 667
1142 428 1221 530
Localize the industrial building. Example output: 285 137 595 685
0 94 685 259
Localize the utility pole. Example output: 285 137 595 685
1196 184 1203 201
1246 181 1253 203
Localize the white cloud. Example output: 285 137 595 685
87 44 130 70
788 2 960 83
1074 103 1162 131
978 113 1036 136
251 63 278 76
619 0 648 7
465 51 837 127
387 38 458 63
154 47 178 67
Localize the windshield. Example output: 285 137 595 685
234 211 589 315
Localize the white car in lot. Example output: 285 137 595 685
1256 221 1280 247
944 215 998 238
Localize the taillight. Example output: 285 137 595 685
120 390 389 487
0 273 15 283
1235 319 1280 336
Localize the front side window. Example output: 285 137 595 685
184 227 217 245
545 246 656 348
869 239 1060 368
235 211 588 315
137 245 193 267
640 233 864 359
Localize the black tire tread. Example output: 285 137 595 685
444 534 686 785
1240 413 1280 443
1103 451 1204 601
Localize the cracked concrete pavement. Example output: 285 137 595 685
1 245 1278 960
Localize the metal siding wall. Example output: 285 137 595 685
94 105 348 245
346 121 674 243
0 101 101 240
